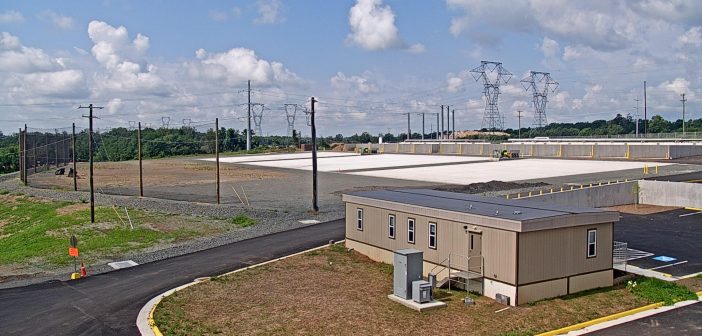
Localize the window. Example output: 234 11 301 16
428 222 437 249
388 214 396 239
356 208 363 231
587 229 597 258
407 218 415 244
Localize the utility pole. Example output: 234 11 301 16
644 81 648 134
310 97 319 212
436 113 440 140
72 123 77 191
452 109 455 139
406 113 411 140
421 113 425 140
138 122 143 197
246 80 252 151
634 97 640 137
44 132 49 171
440 105 444 140
79 104 103 223
681 93 687 137
517 110 523 139
54 129 59 168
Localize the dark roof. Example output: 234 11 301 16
346 188 608 222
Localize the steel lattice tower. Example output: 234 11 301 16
471 61 512 131
521 71 558 128
284 104 299 137
252 103 264 136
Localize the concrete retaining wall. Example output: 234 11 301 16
518 181 638 208
669 143 702 159
639 180 702 208
351 142 702 160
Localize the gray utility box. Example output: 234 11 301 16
496 293 511 306
412 280 432 303
393 249 423 300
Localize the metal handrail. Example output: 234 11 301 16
429 253 484 293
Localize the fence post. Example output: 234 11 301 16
72 123 77 191
18 128 23 183
138 122 143 197
215 118 219 204
215 118 220 204
22 124 27 185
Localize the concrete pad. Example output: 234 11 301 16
350 159 670 185
107 260 139 270
210 152 356 163
387 294 447 312
237 154 486 172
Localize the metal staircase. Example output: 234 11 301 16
430 253 484 294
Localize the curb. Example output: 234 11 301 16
137 240 345 336
538 290 702 336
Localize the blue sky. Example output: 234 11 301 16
0 0 700 136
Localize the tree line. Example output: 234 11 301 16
1 113 699 174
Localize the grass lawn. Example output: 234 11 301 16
154 245 675 336
0 193 254 279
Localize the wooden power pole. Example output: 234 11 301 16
79 104 103 223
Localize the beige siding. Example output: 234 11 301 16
518 223 613 284
569 269 613 293
517 278 568 305
345 202 517 284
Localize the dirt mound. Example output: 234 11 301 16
330 143 346 152
431 180 548 194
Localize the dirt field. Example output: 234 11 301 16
154 246 650 336
605 204 682 215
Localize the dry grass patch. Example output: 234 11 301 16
605 204 680 215
155 246 649 336
55 202 90 216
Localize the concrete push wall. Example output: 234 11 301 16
669 143 702 159
518 181 638 208
639 180 702 208
628 144 669 159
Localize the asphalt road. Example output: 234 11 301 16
645 170 702 182
0 219 345 336
616 209 702 277
590 302 702 335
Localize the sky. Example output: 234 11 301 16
0 0 700 136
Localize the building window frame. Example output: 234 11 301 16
428 222 437 249
388 214 396 239
407 218 415 244
587 229 597 258
356 208 363 231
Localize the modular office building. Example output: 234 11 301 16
343 189 617 306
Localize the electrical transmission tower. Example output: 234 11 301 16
161 116 171 128
284 104 300 137
471 61 512 131
521 71 558 128
251 103 265 136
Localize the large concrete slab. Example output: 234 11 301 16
224 154 486 172
348 159 669 184
212 152 356 163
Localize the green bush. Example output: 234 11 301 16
230 214 256 228
626 277 697 305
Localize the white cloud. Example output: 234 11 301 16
19 70 87 98
254 0 283 24
406 43 426 54
331 72 378 94
87 21 167 96
541 37 559 58
0 10 24 24
658 77 692 97
39 10 74 29
678 26 701 46
210 7 242 22
0 32 58 73
347 0 421 52
186 47 300 86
